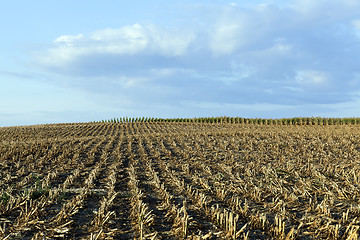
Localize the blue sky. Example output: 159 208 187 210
1 0 360 126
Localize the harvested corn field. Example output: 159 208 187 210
1 121 360 239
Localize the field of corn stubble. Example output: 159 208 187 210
1 120 360 239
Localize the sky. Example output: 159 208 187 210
1 0 360 126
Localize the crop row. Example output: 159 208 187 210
1 122 360 239
98 117 360 125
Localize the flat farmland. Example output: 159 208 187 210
1 122 360 239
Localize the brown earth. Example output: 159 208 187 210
0 122 360 239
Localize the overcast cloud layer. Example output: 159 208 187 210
2 0 360 126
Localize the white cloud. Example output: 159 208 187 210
210 21 244 55
209 6 267 55
269 41 293 54
55 34 85 44
283 86 303 92
352 19 360 29
36 23 196 72
207 3 297 56
352 19 360 37
295 70 328 86
89 24 195 56
111 76 150 88
149 68 195 78
252 39 294 59
208 0 360 57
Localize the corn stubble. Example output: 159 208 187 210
1 121 360 239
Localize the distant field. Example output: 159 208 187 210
1 121 360 239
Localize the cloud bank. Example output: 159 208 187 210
33 0 360 116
